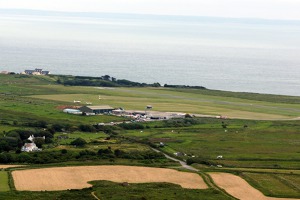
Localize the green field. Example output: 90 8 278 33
0 171 9 192
124 119 300 169
30 86 300 120
0 180 233 200
1 74 300 199
242 172 300 198
55 131 108 145
1 74 300 122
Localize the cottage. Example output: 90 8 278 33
79 105 114 115
28 135 45 142
23 68 50 75
21 143 39 152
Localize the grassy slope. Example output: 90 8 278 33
1 74 300 198
30 86 300 120
1 74 300 121
125 119 300 169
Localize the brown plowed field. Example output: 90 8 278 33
12 165 207 191
209 173 300 200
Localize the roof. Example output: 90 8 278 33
24 143 36 148
84 105 114 110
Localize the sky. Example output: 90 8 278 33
1 0 300 20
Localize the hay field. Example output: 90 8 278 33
12 166 207 191
209 173 300 200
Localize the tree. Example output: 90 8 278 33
102 75 111 81
61 149 68 154
34 138 45 148
0 140 10 152
71 138 87 147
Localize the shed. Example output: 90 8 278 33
79 105 114 114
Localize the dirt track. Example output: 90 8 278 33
209 173 300 200
0 165 24 169
12 165 207 191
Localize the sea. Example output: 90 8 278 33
1 9 300 96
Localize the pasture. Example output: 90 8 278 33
1 74 300 199
242 172 300 198
29 86 300 120
55 131 108 145
0 181 231 200
124 119 300 169
0 171 9 192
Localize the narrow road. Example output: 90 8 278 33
151 148 198 171
151 147 238 200
91 191 100 200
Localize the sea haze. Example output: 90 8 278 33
0 9 300 96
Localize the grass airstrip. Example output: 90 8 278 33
0 74 300 199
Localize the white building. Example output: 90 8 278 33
21 143 39 152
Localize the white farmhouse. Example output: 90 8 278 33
21 143 39 152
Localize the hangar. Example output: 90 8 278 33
79 105 114 114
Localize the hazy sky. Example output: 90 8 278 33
1 0 300 20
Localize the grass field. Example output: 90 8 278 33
209 172 299 200
242 172 300 198
124 119 300 169
1 74 300 130
29 86 300 120
91 181 232 200
55 131 108 145
1 74 300 199
0 181 232 200
0 171 9 192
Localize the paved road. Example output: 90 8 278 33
151 147 238 199
151 148 199 172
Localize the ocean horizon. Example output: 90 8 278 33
1 9 300 96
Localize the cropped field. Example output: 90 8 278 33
12 166 207 191
242 172 300 198
0 171 9 192
209 173 300 200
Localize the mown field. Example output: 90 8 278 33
1 74 300 199
1 74 300 123
0 171 9 192
30 86 300 120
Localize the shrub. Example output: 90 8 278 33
71 138 87 147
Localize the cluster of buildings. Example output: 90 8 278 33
22 68 50 75
63 104 186 121
1 68 50 75
0 71 13 74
